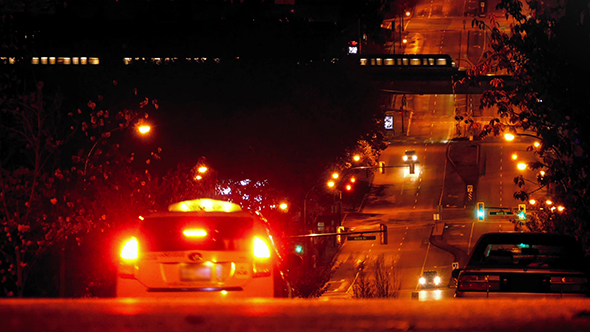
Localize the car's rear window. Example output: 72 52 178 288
468 237 587 270
139 215 255 252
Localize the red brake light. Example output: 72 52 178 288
120 237 138 260
183 229 207 237
253 236 271 258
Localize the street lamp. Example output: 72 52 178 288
137 124 151 134
517 162 527 171
504 133 516 141
83 122 151 175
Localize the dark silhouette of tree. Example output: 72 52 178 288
469 0 590 251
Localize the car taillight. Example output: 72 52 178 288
457 274 500 292
253 236 271 278
550 276 589 293
121 237 138 260
183 229 207 238
253 236 271 258
119 237 138 279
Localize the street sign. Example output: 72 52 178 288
489 211 514 216
347 235 376 241
467 185 473 193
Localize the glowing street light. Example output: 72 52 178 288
353 154 361 162
331 172 339 180
557 205 565 212
533 141 541 148
511 153 518 160
545 200 553 206
517 163 527 171
529 199 537 205
504 133 516 141
327 180 336 188
198 166 208 173
350 177 356 183
279 202 288 211
137 124 151 134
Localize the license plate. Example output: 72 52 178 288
180 264 212 281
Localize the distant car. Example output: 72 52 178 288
403 150 418 163
116 199 293 298
419 270 441 289
454 232 589 298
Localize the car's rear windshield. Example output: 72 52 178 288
139 215 254 252
468 237 587 270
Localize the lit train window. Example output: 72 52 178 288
80 57 87 65
436 58 448 66
57 57 71 65
32 57 39 65
72 57 79 65
49 57 56 65
360 58 368 66
410 58 421 66
41 57 48 64
375 58 382 65
402 58 408 66
89 57 99 65
124 57 132 65
429 58 435 66
370 58 376 65
384 58 394 66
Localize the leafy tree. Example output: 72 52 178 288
471 0 590 250
0 78 158 296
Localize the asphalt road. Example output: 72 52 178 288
3 298 590 332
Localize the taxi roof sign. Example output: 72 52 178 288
168 199 242 213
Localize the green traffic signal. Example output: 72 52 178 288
294 244 303 254
476 202 485 221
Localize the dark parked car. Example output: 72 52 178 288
454 232 589 298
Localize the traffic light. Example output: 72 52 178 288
518 204 526 220
294 244 304 255
380 162 385 174
476 202 485 221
